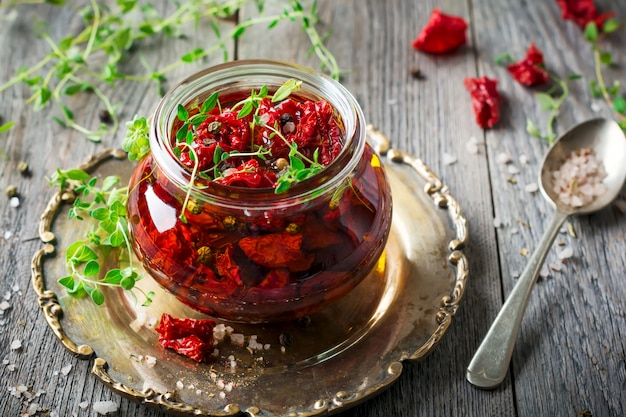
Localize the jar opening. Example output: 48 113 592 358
149 60 366 210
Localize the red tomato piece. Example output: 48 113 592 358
464 76 501 129
238 232 313 271
155 314 216 362
507 43 549 87
155 313 216 342
555 0 615 29
412 8 468 54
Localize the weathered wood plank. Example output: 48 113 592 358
472 0 626 416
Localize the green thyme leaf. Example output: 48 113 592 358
272 79 303 102
89 288 105 305
494 53 514 66
123 115 150 161
526 118 541 138
535 92 557 110
0 121 15 134
613 97 626 114
599 51 613 66
584 22 598 42
177 104 189 121
201 92 219 114
83 260 100 277
237 101 254 118
602 19 620 33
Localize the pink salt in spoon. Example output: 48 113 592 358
466 118 626 389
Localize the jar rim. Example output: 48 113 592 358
149 59 366 210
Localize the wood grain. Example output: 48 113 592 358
0 1 624 416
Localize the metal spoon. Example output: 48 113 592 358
466 118 626 389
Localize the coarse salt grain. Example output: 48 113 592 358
176 381 184 390
519 154 529 165
496 152 511 164
466 136 480 154
552 147 607 207
92 400 118 415
557 246 574 259
549 263 563 272
590 101 601 112
10 197 20 208
507 165 520 175
4 230 12 240
78 401 89 410
145 355 156 367
0 301 10 311
524 183 539 193
61 364 72 375
539 266 550 279
442 153 457 165
230 333 244 346
10 339 22 350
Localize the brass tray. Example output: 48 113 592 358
31 126 468 416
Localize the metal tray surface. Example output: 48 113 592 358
31 127 468 416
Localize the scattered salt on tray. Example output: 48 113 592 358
552 147 608 207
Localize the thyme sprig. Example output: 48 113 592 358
525 74 579 145
0 0 340 142
50 168 154 306
583 19 626 130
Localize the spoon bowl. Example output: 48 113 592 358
540 118 626 215
467 118 626 389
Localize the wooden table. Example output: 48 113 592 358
1 1 625 416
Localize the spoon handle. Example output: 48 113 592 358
466 210 568 389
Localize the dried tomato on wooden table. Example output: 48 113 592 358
507 43 549 87
412 7 468 54
555 0 615 29
155 313 216 362
464 76 501 129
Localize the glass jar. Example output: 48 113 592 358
126 60 392 322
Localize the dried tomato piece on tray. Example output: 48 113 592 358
507 43 549 87
464 76 501 129
412 7 468 54
155 313 216 362
555 0 614 29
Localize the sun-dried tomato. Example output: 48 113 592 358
158 335 212 362
257 268 291 289
412 8 468 54
155 313 215 341
213 159 276 188
215 245 244 286
556 0 615 29
507 43 549 87
155 314 216 362
238 232 313 271
464 76 501 129
196 111 250 153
